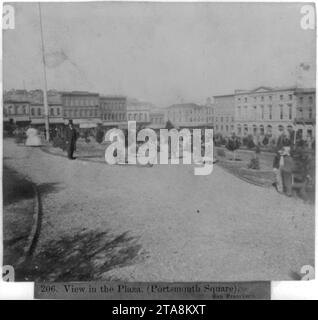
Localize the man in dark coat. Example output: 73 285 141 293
65 120 77 160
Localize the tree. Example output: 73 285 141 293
226 134 240 160
165 120 174 130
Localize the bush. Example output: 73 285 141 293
52 135 66 150
247 156 260 170
14 132 26 144
217 148 226 157
247 139 255 150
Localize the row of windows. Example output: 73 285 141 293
127 113 149 122
214 124 235 132
6 105 28 115
299 96 314 104
64 97 98 107
65 109 99 118
104 113 126 121
237 104 293 120
150 117 164 124
102 102 126 110
237 94 293 103
214 116 235 123
5 106 62 117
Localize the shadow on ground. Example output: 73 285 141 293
16 229 144 281
3 166 34 205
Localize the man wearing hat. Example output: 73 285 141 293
65 119 78 160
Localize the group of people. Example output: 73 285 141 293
23 120 78 160
272 130 314 200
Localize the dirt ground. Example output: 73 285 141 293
3 138 315 281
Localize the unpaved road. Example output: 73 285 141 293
3 138 314 281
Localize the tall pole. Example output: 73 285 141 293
38 2 50 141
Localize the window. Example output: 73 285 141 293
253 125 257 135
237 106 241 118
22 105 27 114
280 95 283 101
289 94 293 100
309 96 313 104
309 108 313 119
261 96 264 101
298 107 303 118
299 97 303 104
307 129 313 138
269 95 272 101
244 97 247 103
38 108 41 116
57 108 60 116
50 108 54 116
280 104 283 120
31 108 35 116
260 105 264 120
268 105 272 120
288 104 292 120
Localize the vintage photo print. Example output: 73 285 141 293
2 1 316 285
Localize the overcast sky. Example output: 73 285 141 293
3 2 316 107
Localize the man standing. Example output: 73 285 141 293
65 120 77 160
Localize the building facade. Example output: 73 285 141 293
100 95 127 128
149 110 165 129
61 91 101 128
234 86 316 140
212 94 235 136
165 103 212 128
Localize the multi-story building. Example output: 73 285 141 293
3 89 64 126
3 99 31 125
212 94 235 136
294 88 316 140
165 103 211 128
126 99 152 128
61 91 101 128
100 95 127 128
234 86 316 140
29 90 64 125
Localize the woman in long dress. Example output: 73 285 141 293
25 126 42 146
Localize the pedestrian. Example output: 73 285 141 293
25 125 42 146
65 119 78 160
280 146 295 197
273 150 284 193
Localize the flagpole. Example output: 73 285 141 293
38 2 50 141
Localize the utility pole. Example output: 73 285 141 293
38 2 50 141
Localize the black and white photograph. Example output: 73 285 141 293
1 1 316 288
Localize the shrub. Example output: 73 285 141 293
14 132 26 144
247 156 260 170
246 135 255 149
52 135 66 150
